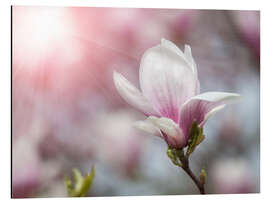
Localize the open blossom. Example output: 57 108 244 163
113 39 240 149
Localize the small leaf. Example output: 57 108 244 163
186 121 204 157
72 168 84 192
79 166 95 197
65 167 95 197
64 178 73 197
188 121 199 145
167 148 178 165
167 148 183 167
195 133 205 146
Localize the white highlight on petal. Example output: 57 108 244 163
113 71 158 116
184 44 200 94
184 44 197 75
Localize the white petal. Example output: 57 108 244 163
161 38 186 60
113 71 159 116
184 45 200 95
149 116 186 148
184 44 198 75
153 117 180 138
135 116 187 148
139 39 197 123
189 92 241 103
133 117 162 138
196 79 201 94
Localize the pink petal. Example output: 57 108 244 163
139 39 197 122
113 71 159 116
179 92 241 139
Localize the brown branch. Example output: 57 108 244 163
178 153 205 194
167 148 206 194
181 162 205 194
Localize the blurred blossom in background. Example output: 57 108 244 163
12 6 260 197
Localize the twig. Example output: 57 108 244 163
181 160 205 194
167 148 206 194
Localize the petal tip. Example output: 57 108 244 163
222 93 242 104
184 44 191 50
191 92 242 104
113 71 120 79
160 38 184 56
184 44 192 56
133 118 162 137
161 38 169 44
231 93 242 103
113 71 124 89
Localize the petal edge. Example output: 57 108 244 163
113 71 159 116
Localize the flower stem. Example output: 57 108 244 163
167 148 206 194
181 160 205 194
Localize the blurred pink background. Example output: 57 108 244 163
12 6 260 197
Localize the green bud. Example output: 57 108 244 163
167 148 182 167
167 148 175 160
199 168 207 185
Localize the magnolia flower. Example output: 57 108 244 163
113 39 240 149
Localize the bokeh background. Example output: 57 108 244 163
12 6 260 198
